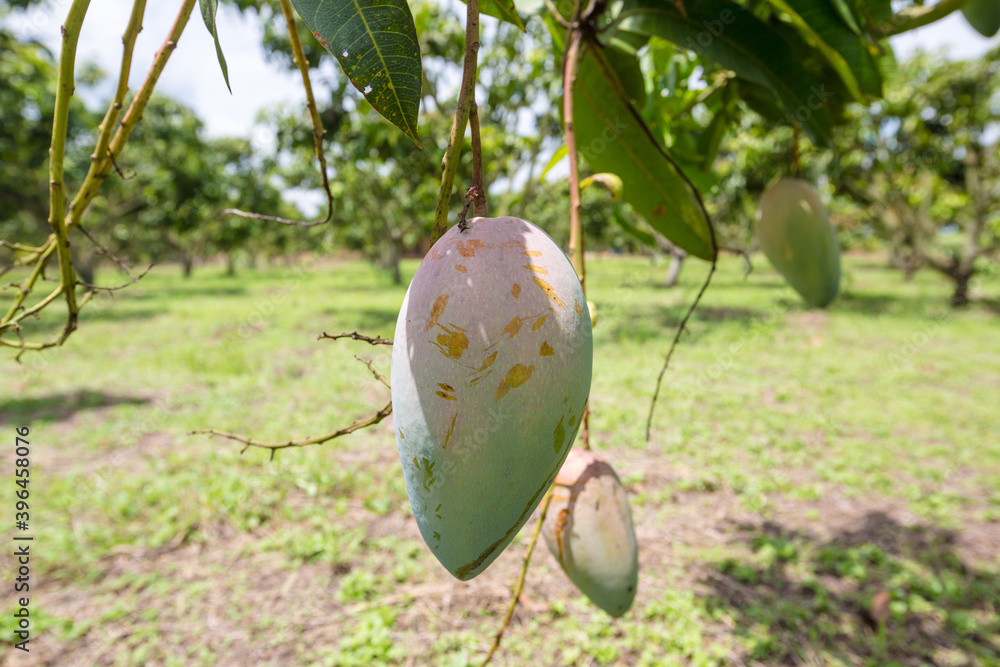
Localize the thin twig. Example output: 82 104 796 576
77 264 154 293
224 0 333 227
191 401 393 461
432 0 481 244
481 490 554 666
76 224 133 275
91 0 146 172
469 101 487 217
318 331 393 345
354 355 390 389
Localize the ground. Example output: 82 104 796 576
1 252 998 666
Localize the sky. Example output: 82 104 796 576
7 1 998 143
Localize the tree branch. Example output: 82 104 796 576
224 0 334 227
191 401 393 460
480 489 553 666
318 331 393 345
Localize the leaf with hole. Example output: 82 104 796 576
291 0 422 147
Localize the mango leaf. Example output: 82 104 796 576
540 144 567 179
573 43 714 260
768 0 873 101
580 173 624 201
617 0 833 146
612 204 656 247
291 0 422 147
199 0 231 93
828 0 863 34
467 0 526 30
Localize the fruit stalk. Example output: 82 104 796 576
432 0 482 243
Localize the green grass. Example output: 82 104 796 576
1 252 998 665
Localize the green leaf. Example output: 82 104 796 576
199 0 231 93
540 144 567 179
291 0 423 147
612 204 656 247
766 0 869 101
572 42 714 260
469 0 526 30
828 0 863 35
617 0 833 146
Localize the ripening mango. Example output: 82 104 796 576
391 216 593 581
756 179 841 308
962 0 1000 36
542 448 638 617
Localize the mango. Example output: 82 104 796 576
542 448 638 617
962 0 1000 37
756 179 841 308
391 216 593 580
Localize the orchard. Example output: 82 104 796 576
1 0 998 664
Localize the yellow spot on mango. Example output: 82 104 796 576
539 341 555 357
435 391 458 401
511 283 521 298
523 250 543 257
573 299 582 315
502 316 524 340
569 415 577 426
458 246 475 258
523 264 549 274
425 294 449 332
443 413 457 449
533 277 566 309
433 324 469 360
532 315 547 331
479 350 498 370
494 363 535 401
437 383 456 392
455 265 467 273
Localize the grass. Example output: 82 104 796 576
1 251 998 666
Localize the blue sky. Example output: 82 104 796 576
8 1 997 142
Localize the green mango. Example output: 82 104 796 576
542 448 639 617
392 217 593 580
962 0 1000 37
756 179 841 308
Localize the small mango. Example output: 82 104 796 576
756 179 841 308
542 448 638 617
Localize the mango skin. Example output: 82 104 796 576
542 448 639 617
962 0 1000 37
756 179 841 308
391 216 593 581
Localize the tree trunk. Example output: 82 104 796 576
666 253 684 287
181 253 193 278
950 270 973 307
226 253 236 277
